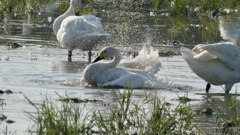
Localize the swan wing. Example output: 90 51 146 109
57 14 109 50
98 68 128 84
125 62 161 76
102 73 146 89
191 44 217 61
200 42 240 70
53 14 68 35
193 50 217 61
192 44 205 53
100 68 160 89
97 68 148 89
60 15 109 37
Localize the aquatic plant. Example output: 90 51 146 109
24 95 92 135
167 18 188 40
215 93 240 134
0 0 239 47
153 0 240 16
0 0 72 14
198 0 240 15
24 89 202 134
169 0 192 16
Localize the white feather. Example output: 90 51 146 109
180 42 240 92
82 46 162 89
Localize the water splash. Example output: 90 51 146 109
60 79 83 87
120 45 160 69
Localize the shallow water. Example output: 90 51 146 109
1 45 240 134
1 1 240 134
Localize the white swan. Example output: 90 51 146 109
53 0 109 61
82 46 162 89
180 42 240 93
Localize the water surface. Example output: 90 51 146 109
1 1 240 134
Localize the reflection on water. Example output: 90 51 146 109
0 0 231 49
194 95 240 134
22 13 33 36
219 16 240 44
0 44 240 134
22 0 33 36
53 61 89 73
0 1 58 46
3 12 13 35
1 0 240 48
1 1 240 134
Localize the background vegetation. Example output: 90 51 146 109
1 0 239 45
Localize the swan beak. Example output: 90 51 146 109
92 52 104 63
92 56 103 63
75 7 80 16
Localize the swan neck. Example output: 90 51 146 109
64 4 75 16
111 52 121 67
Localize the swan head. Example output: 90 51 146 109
70 0 82 15
92 46 121 63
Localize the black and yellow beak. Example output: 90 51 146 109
92 51 104 63
75 7 80 16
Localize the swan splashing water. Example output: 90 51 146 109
81 46 163 89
